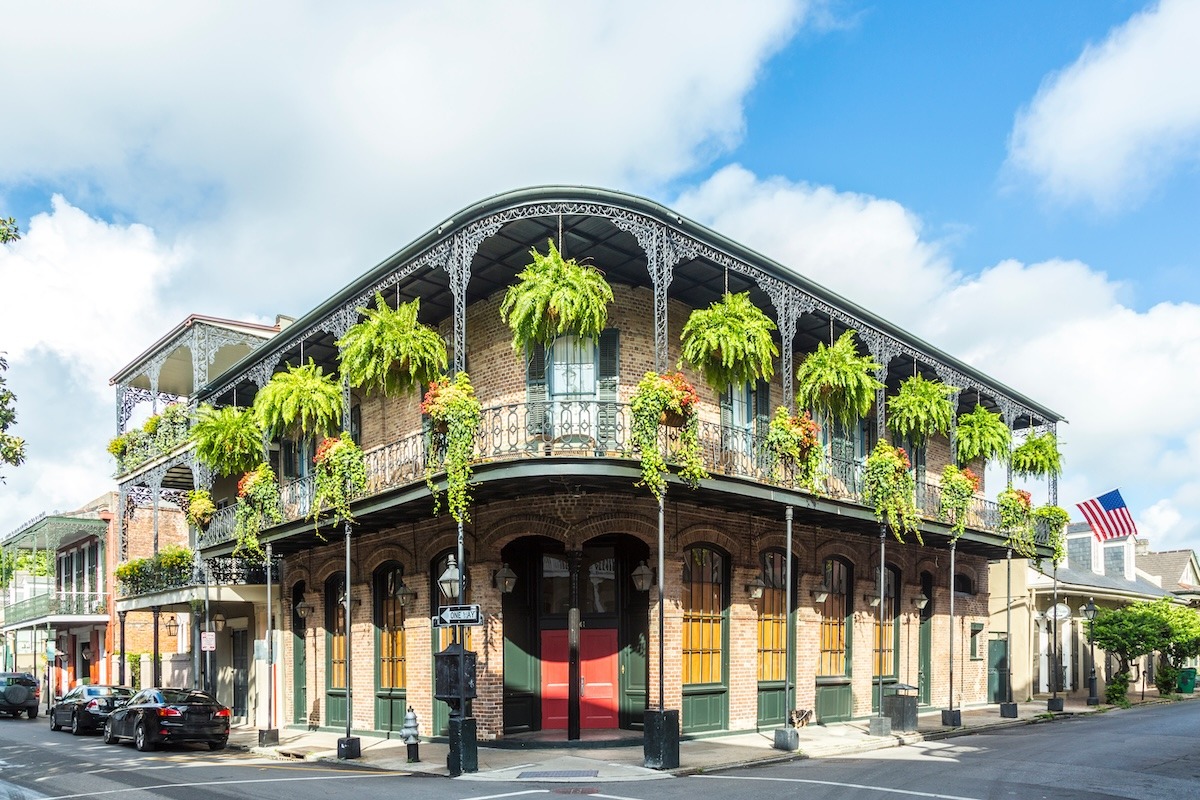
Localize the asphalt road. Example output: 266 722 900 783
1 701 1196 800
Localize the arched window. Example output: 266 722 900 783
953 573 975 596
682 545 727 686
757 549 791 682
873 566 900 678
818 557 852 677
325 573 347 690
374 563 407 692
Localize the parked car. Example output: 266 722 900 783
102 688 230 751
0 673 40 719
50 685 134 735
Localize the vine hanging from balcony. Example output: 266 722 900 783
311 432 368 531
1032 504 1070 567
337 293 447 397
630 371 706 501
938 464 980 540
1011 431 1063 478
794 330 883 429
679 291 778 393
954 404 1011 466
191 404 264 477
886 374 957 448
421 372 482 523
998 486 1037 558
863 441 921 543
184 489 216 530
253 360 343 440
233 463 282 559
763 406 821 491
499 238 614 351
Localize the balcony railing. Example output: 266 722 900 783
4 591 108 626
114 417 192 476
115 556 276 598
199 401 1011 549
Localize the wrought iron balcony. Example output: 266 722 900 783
198 400 1005 549
4 591 108 626
115 555 277 598
113 417 192 476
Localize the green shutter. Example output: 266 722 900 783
526 342 548 438
719 386 734 454
597 329 619 453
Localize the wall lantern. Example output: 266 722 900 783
81 643 93 661
212 612 227 632
746 576 766 601
863 593 882 607
913 593 929 610
294 601 314 620
394 580 417 608
631 561 654 592
438 554 462 600
811 584 830 604
163 615 180 636
492 563 517 594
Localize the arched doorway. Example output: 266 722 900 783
500 533 650 737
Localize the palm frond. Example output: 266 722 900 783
794 330 882 428
886 374 957 447
679 291 777 393
253 360 343 439
338 292 447 397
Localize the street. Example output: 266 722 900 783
1 701 1197 800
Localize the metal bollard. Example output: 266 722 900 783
400 706 420 763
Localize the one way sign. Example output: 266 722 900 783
434 603 483 627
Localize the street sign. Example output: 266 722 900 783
201 631 216 652
434 604 483 627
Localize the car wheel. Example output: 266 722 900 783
50 711 62 732
134 721 155 752
26 706 38 720
71 711 84 735
102 719 118 745
208 738 227 751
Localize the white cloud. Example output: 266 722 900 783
1008 0 1200 209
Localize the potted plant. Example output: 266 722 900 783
191 404 264 477
997 486 1036 558
863 441 921 542
629 371 707 500
763 406 821 490
1011 431 1063 478
938 464 980 539
421 372 482 523
886 374 957 450
337 292 447 397
115 557 152 596
1032 504 1070 566
253 360 343 440
233 463 283 559
499 238 613 351
311 432 368 529
954 404 1010 466
184 489 217 530
679 291 777 393
795 330 883 430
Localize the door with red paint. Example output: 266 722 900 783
539 628 619 729
540 630 570 729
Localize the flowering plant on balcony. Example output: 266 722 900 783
234 463 282 559
500 238 613 351
863 441 920 543
311 432 368 530
763 406 821 490
630 371 706 500
938 464 980 540
107 403 194 474
680 291 777 393
1032 504 1070 567
1011 431 1063 478
184 489 216 530
115 545 194 596
421 372 482 523
998 486 1036 558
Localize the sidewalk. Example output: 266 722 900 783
229 692 1195 782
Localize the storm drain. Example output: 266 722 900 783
518 770 599 779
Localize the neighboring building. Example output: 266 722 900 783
989 522 1173 703
124 186 1063 741
1135 540 1200 608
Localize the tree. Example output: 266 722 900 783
0 354 26 483
0 217 18 244
1149 599 1200 694
1088 600 1173 705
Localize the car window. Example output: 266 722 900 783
129 690 151 705
160 689 216 705
66 688 81 700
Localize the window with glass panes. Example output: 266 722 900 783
757 550 788 682
327 574 347 689
682 546 726 685
873 567 899 677
818 558 851 677
376 565 406 690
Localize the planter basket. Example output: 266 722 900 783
661 410 686 428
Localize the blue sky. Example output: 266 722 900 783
2 1 1199 559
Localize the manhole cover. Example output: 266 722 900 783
518 770 599 779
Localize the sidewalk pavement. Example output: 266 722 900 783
228 692 1195 782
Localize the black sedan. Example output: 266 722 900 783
50 685 134 735
102 688 230 751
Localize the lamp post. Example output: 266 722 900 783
260 542 279 746
1000 548 1017 717
1081 597 1099 706
869 524 891 737
1047 564 1063 712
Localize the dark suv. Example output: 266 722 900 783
0 673 40 719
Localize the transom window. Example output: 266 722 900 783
682 546 726 686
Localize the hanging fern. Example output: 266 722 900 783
954 404 1011 466
1011 431 1063 478
499 238 614 351
337 292 447 397
794 330 883 429
191 404 264 478
253 360 344 440
679 291 778 393
886 374 956 448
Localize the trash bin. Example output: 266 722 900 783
1177 667 1197 694
882 683 919 731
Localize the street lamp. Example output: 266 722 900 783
438 555 462 600
631 561 654 592
1081 598 1099 706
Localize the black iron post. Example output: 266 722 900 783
941 541 961 726
869 524 890 736
643 493 679 769
1048 565 1063 711
774 506 799 751
118 611 127 686
1083 597 1099 705
338 522 360 759
1000 549 1017 717
260 542 279 746
151 606 162 686
446 517 477 776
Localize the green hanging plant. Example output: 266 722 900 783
311 432 368 530
887 374 957 448
863 441 921 543
679 291 778 393
629 371 707 500
998 486 1036 558
499 238 614 351
1033 504 1070 566
794 330 883 429
1011 431 1063 478
253 360 343 440
184 489 216 530
954 404 1011 466
191 404 264 478
421 372 482 523
337 293 447 397
763 406 822 491
233 463 282 559
938 464 980 540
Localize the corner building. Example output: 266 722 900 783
186 187 1061 740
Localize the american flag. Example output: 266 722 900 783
1076 489 1138 541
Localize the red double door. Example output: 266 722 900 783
540 629 619 729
